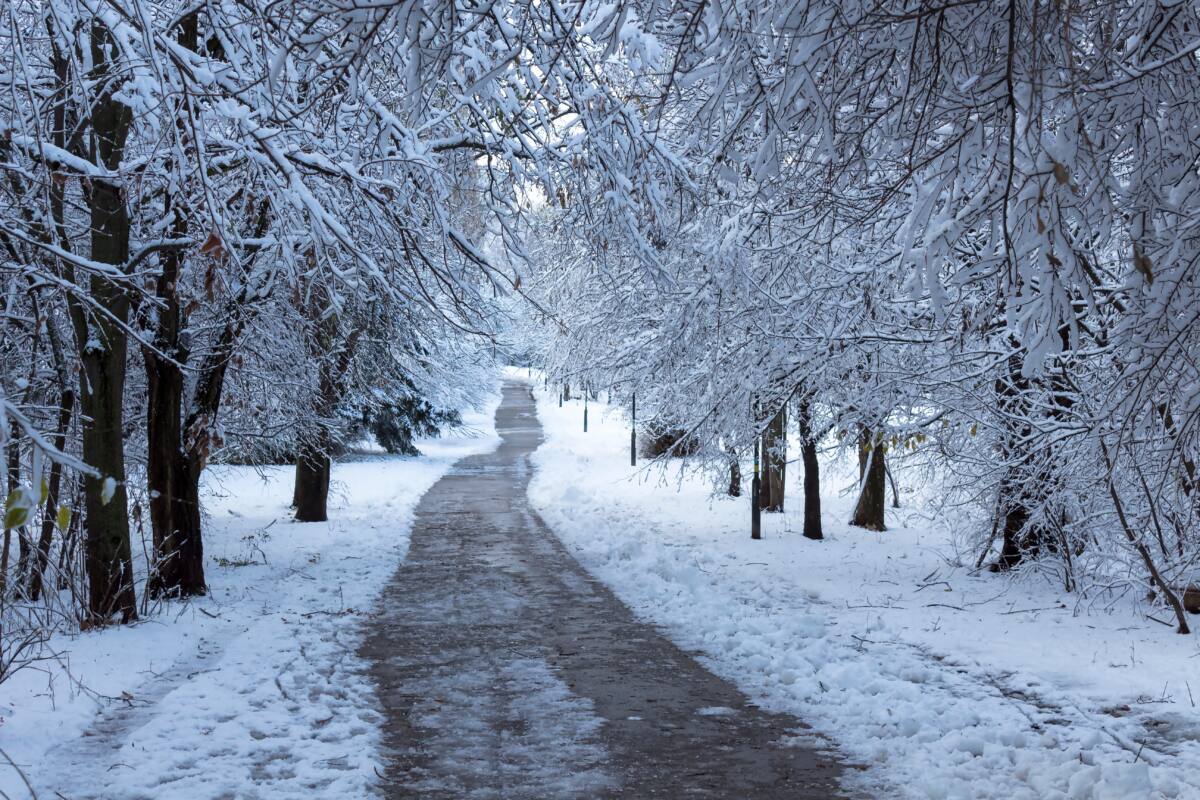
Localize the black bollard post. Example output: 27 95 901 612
630 392 637 466
752 434 762 540
584 392 589 432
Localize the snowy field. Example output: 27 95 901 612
0 391 500 800
528 380 1200 800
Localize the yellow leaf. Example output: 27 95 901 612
56 505 72 532
4 491 29 531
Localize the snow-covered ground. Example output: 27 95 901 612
527 380 1200 800
0 390 500 800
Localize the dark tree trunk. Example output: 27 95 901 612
759 405 786 512
80 327 137 622
294 312 338 523
142 4 206 600
145 357 207 597
726 446 741 497
143 238 189 597
294 439 331 522
562 382 571 402
993 346 1052 570
850 429 887 531
78 20 138 624
292 282 362 524
996 494 1032 569
145 287 253 591
797 396 823 540
79 297 137 621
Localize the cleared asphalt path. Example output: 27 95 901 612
360 380 844 798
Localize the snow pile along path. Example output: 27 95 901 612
1 392 500 800
527 381 1200 800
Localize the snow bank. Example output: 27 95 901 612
527 381 1200 800
0 389 500 799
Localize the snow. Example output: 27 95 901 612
9 372 1200 799
526 380 1200 800
0 389 501 800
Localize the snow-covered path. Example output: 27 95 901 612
360 380 843 798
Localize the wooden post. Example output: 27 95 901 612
630 392 637 466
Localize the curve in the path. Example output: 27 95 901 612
360 380 844 799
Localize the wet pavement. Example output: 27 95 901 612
360 380 844 798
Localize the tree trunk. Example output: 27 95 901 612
292 282 362 524
850 428 886 531
293 294 338 523
78 19 138 624
760 405 786 512
993 346 1051 570
797 397 822 540
294 438 331 522
80 327 137 622
886 463 901 508
294 322 337 523
726 445 741 497
145 355 207 597
143 8 206 600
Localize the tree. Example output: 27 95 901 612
760 405 786 513
850 431 887 532
796 393 822 540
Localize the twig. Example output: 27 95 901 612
999 607 1060 615
0 745 37 799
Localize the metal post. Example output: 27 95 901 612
752 425 762 540
583 391 588 432
630 392 637 466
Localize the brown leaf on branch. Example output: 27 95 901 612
199 228 228 262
